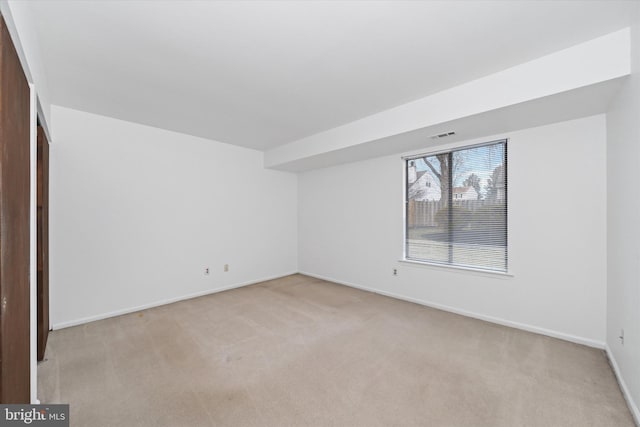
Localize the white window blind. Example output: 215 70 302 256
405 140 507 272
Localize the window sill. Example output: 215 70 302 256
398 259 514 278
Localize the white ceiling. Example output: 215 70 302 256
26 0 635 151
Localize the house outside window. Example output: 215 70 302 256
405 140 507 272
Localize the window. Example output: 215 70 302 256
405 140 507 272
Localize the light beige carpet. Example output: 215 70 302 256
38 274 635 426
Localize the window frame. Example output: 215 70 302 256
402 139 508 274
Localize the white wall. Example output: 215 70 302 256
606 2 640 422
299 115 607 347
28 85 37 403
49 106 298 328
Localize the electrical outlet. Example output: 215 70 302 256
393 268 398 276
620 329 624 345
204 267 210 275
224 264 229 272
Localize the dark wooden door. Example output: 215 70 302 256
0 16 31 403
37 126 49 361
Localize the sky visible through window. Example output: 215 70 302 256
406 141 507 271
414 143 504 199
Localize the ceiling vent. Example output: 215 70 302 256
430 131 456 139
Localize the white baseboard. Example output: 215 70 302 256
300 271 606 349
52 271 298 330
606 345 640 426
